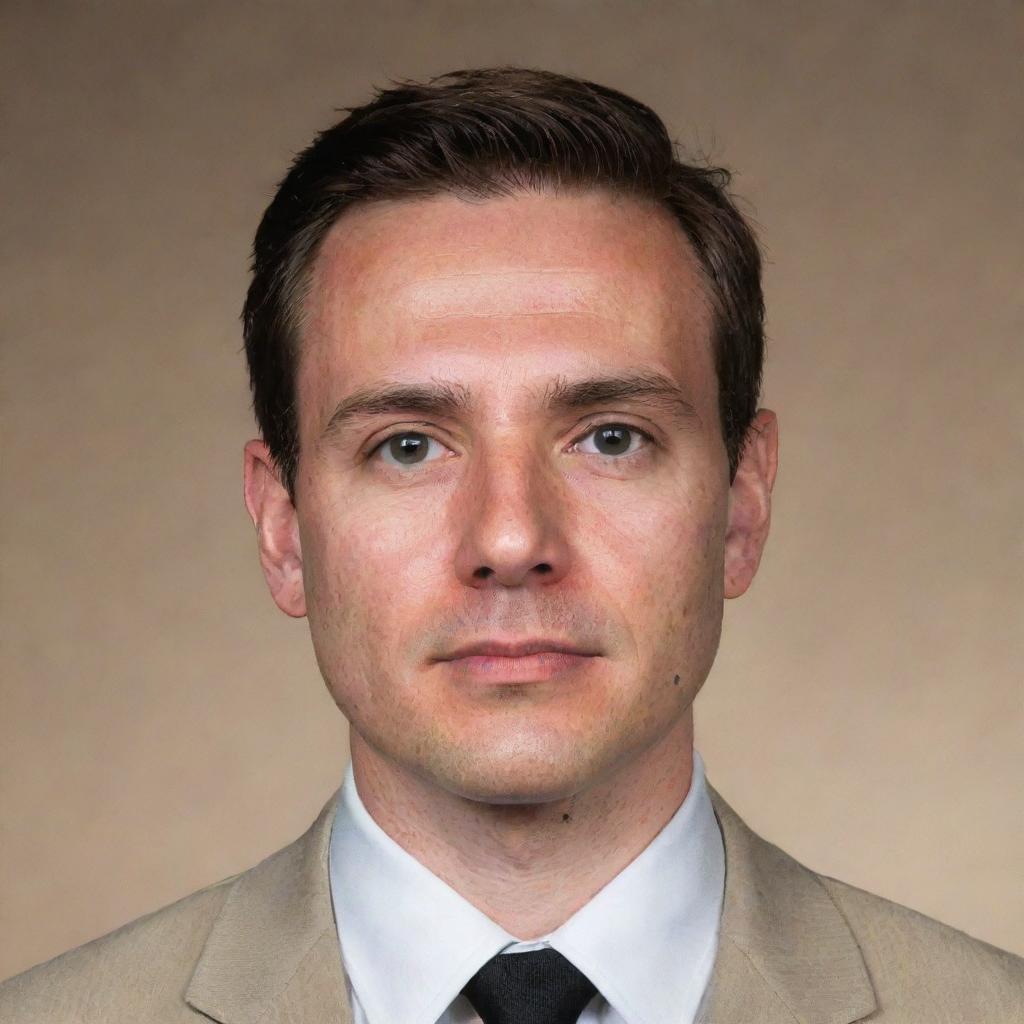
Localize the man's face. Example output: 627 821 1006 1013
251 190 771 804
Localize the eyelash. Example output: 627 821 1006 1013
574 422 657 458
368 421 656 468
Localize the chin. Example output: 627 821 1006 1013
417 730 607 806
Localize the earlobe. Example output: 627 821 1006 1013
243 440 307 618
723 410 778 599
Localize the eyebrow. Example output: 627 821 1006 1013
320 369 701 443
543 371 700 425
322 378 473 442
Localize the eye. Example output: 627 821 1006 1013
372 431 448 468
575 422 653 458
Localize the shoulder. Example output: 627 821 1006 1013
816 871 1024 1017
0 875 236 1023
1 789 341 1024
707 782 1024 1021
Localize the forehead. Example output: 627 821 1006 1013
299 191 714 424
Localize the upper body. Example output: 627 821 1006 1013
2 760 1022 1022
4 67 1020 1021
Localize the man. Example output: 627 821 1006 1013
2 67 1021 1023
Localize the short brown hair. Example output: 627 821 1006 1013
243 67 764 499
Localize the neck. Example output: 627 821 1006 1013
350 713 695 939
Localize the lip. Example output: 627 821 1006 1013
439 638 598 660
435 639 600 684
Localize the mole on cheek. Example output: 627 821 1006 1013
673 674 681 686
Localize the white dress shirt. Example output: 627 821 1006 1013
328 749 724 1024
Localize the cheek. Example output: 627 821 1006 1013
591 481 724 616
298 506 416 725
299 489 443 665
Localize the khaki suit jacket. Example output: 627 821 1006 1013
2 783 1022 1022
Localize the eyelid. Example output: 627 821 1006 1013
571 419 656 457
364 420 444 455
366 424 450 466
367 418 657 466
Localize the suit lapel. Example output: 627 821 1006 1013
698 784 878 1024
185 790 353 1024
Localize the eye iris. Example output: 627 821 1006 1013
389 433 428 464
594 425 631 455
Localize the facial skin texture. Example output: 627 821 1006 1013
244 191 778 935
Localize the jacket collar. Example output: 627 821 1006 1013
185 792 352 1024
186 780 877 1024
698 784 878 1024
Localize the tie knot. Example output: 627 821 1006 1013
462 948 597 1024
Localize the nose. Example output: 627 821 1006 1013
452 441 572 590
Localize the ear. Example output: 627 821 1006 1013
724 409 779 599
243 440 306 617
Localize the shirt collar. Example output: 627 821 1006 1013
329 767 515 1024
540 749 724 1024
329 750 724 1024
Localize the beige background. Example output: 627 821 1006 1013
2 0 1022 981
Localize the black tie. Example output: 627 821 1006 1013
462 948 598 1024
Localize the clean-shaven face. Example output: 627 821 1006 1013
293 190 732 803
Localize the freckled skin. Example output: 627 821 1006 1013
243 190 778 936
